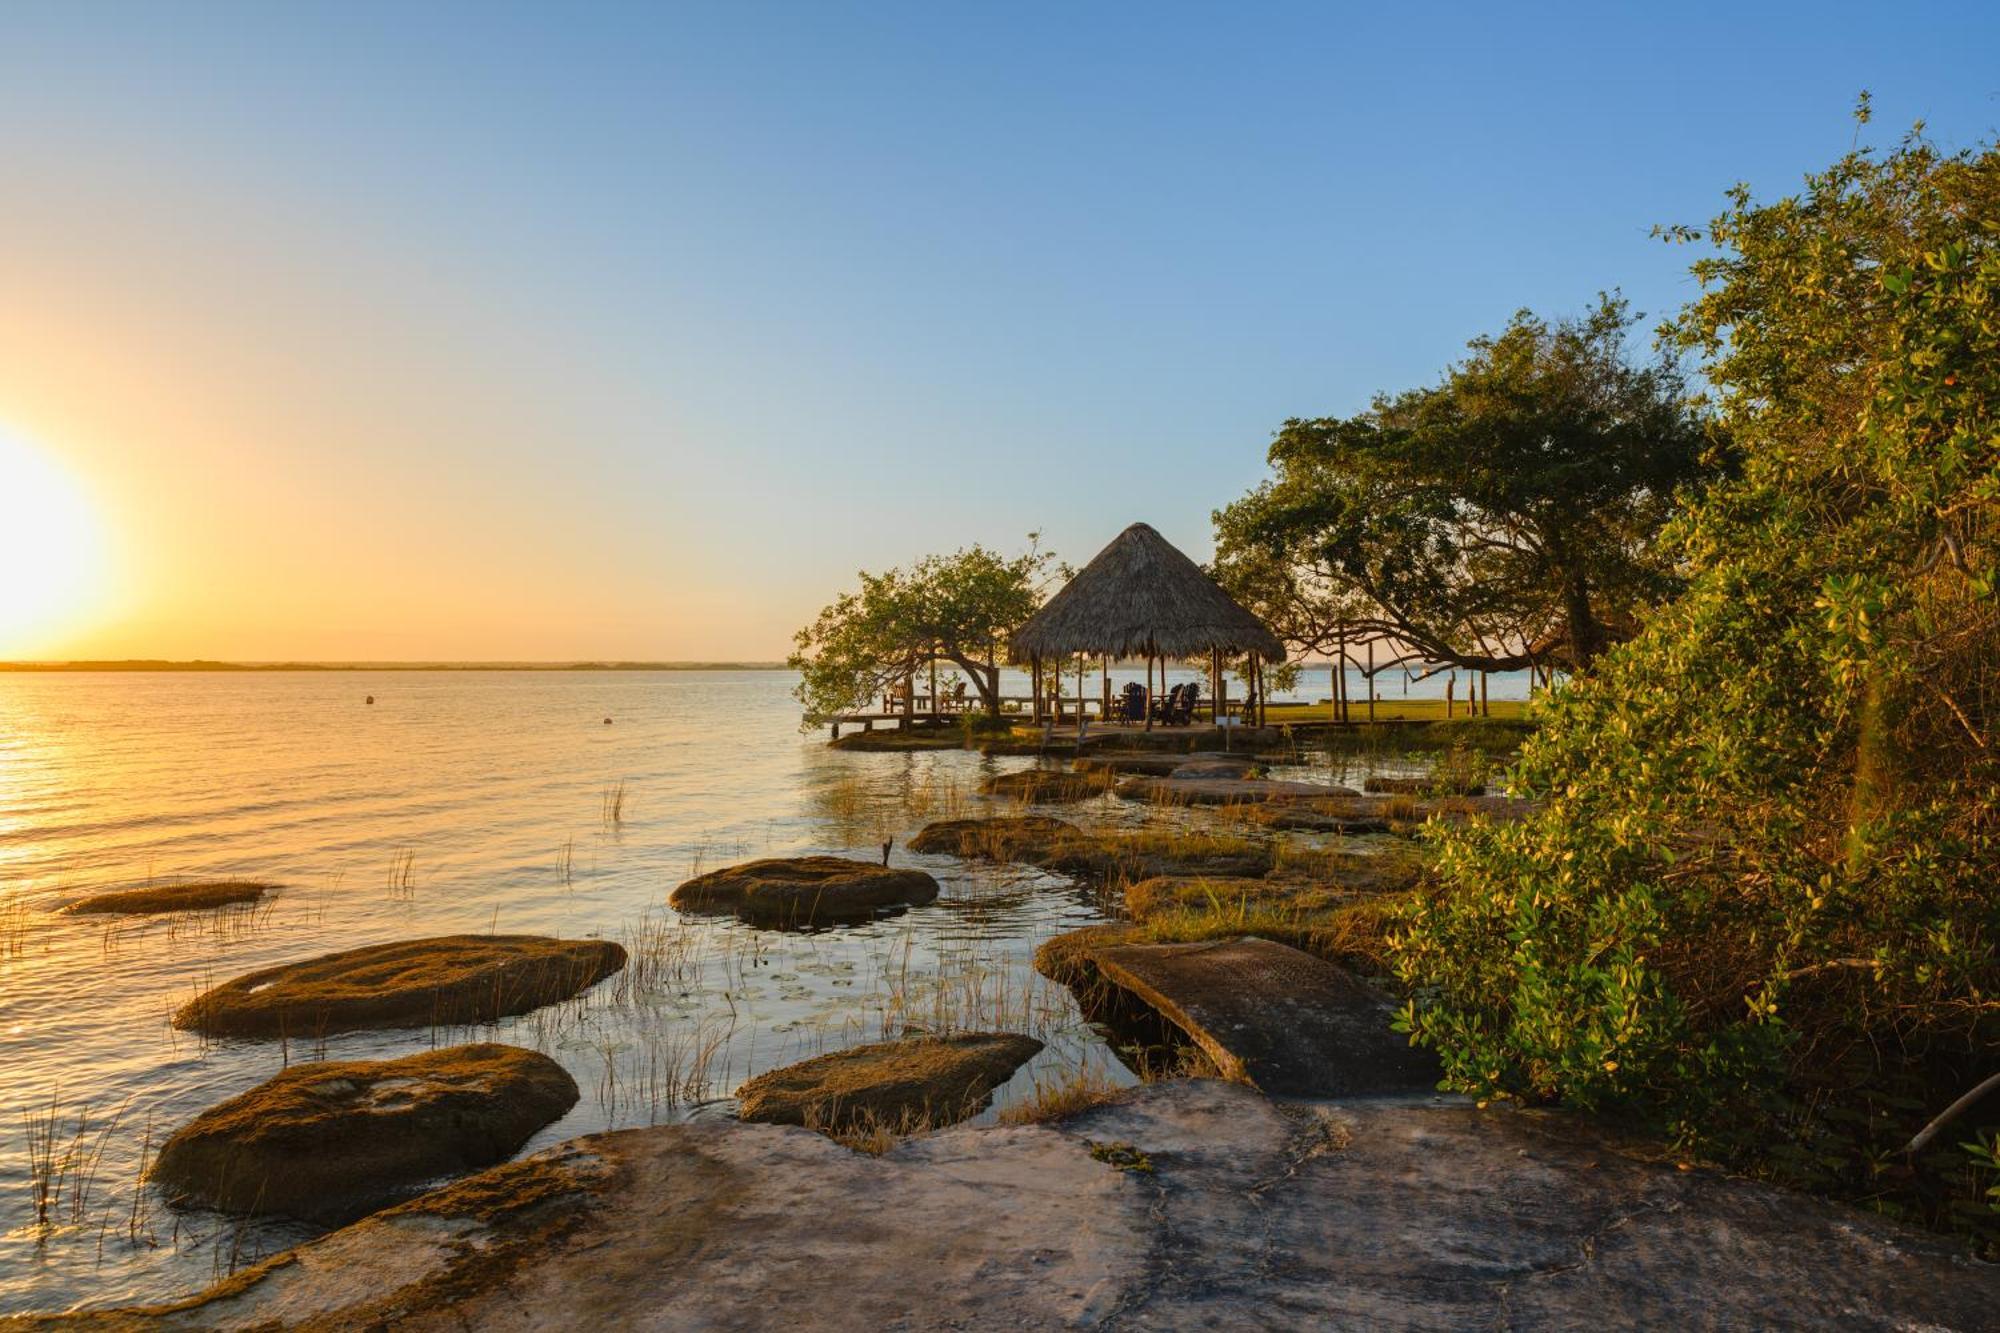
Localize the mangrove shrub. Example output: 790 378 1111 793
1390 114 2000 1242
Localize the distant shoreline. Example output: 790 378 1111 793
0 660 790 673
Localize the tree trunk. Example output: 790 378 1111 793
942 650 1002 715
1563 572 1606 671
1848 660 1913 872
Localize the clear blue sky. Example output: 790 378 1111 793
0 2 1994 658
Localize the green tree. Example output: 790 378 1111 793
789 540 1061 726
1214 295 1718 672
1391 112 2000 1238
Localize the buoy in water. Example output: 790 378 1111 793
366 696 375 705
603 717 612 725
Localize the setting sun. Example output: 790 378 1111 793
0 428 106 655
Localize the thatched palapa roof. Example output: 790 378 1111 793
1009 522 1286 663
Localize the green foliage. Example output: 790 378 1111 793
789 539 1061 727
1214 294 1718 671
1390 116 2000 1245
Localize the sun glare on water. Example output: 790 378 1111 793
0 428 107 656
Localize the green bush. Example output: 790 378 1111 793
1390 112 2000 1245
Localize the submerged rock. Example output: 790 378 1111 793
669 855 938 925
59 1081 2000 1330
150 1043 578 1222
978 768 1115 803
736 1033 1043 1132
173 935 627 1038
65 880 272 915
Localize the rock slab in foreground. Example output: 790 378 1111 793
66 880 272 915
44 1080 2000 1331
669 855 938 924
1060 934 1439 1097
173 935 628 1037
736 1033 1043 1131
151 1043 579 1222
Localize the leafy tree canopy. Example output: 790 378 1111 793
1392 109 2000 1242
1214 295 1720 671
789 540 1062 727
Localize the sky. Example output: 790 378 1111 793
0 2 1995 661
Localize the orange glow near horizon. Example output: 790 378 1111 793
0 427 110 656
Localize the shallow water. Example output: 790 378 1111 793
0 668 1423 1314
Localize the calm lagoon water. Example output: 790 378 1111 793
0 668 1413 1314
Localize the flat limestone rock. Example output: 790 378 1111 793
1060 934 1438 1097
736 1033 1043 1131
1116 774 1355 806
65 880 272 915
1169 757 1260 780
669 856 938 925
977 768 1116 803
906 815 1078 859
151 1043 578 1222
51 1081 2000 1331
173 935 628 1038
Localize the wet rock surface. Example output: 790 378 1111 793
173 935 628 1037
65 880 272 915
150 1044 579 1222
735 1033 1043 1131
668 855 939 925
1364 773 1486 797
47 1080 2000 1331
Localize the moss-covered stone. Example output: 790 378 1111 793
736 1033 1043 1133
669 856 938 925
909 818 1271 882
65 880 272 915
978 769 1116 803
173 935 627 1038
150 1043 578 1222
907 816 1079 859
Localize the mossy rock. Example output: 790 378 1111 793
669 856 938 925
65 879 272 915
909 818 1270 882
908 816 1079 860
1123 876 1289 923
1115 775 1348 807
1030 829 1274 883
150 1043 578 1222
979 769 1116 803
1033 924 1143 987
173 935 628 1038
1236 802 1392 835
736 1033 1043 1132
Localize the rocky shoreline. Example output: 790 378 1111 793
23 1080 1997 1330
